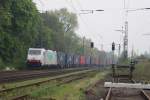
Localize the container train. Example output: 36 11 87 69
27 48 112 68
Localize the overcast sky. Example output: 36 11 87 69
33 0 150 55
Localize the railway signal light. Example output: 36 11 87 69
112 42 115 51
91 42 94 48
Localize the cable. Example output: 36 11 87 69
72 0 104 41
65 0 91 37
68 0 101 40
38 0 45 12
65 0 104 53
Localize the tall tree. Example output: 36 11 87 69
0 0 40 68
41 11 64 51
10 0 40 45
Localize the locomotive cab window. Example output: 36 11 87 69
28 50 41 55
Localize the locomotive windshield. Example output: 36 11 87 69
28 50 41 55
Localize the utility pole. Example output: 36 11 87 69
123 7 150 59
90 41 94 65
83 37 85 55
118 44 121 58
124 0 128 59
131 45 134 59
123 0 128 60
112 42 115 82
115 26 126 60
124 21 128 59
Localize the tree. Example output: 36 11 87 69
0 0 40 68
56 8 78 32
10 0 40 46
41 11 64 51
54 8 78 52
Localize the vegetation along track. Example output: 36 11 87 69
105 79 150 100
0 68 98 100
0 67 94 83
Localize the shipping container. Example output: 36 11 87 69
57 52 66 68
80 55 85 66
95 57 99 66
73 55 80 67
44 50 57 66
85 56 91 67
66 54 74 68
91 57 96 66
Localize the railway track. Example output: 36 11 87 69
0 68 98 100
0 67 95 83
11 94 29 100
105 87 150 100
105 78 150 100
11 75 86 100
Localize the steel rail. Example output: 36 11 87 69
105 78 150 100
8 70 93 100
0 69 96 93
105 88 112 100
141 90 150 100
0 67 93 83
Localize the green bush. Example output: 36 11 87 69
133 61 150 81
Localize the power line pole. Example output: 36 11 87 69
131 45 134 59
115 26 126 59
83 37 85 55
124 0 128 59
112 42 115 82
124 21 128 59
123 0 128 60
118 44 121 58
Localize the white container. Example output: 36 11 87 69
44 50 57 66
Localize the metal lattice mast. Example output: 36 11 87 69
124 0 128 59
124 21 128 59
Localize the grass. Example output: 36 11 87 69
0 69 109 100
31 82 85 100
0 76 53 90
115 68 130 75
0 69 95 90
133 61 150 81
30 70 108 100
0 69 108 100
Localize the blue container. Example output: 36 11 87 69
57 52 66 68
66 53 74 68
73 55 80 67
85 56 91 66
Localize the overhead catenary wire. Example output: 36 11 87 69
38 0 103 50
70 0 104 41
75 1 104 51
143 33 150 36
65 0 96 38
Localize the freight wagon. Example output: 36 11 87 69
57 52 66 68
73 55 80 67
